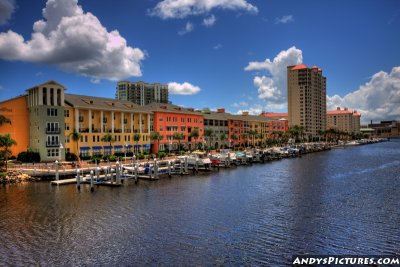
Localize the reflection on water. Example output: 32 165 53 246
1 141 400 265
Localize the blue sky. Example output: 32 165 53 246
0 0 399 123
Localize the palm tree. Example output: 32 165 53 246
204 129 213 151
0 115 11 126
173 132 185 154
248 130 257 147
240 133 248 148
133 133 141 155
150 131 163 152
0 134 17 171
101 133 115 157
70 129 81 160
189 129 199 151
220 133 227 149
230 133 238 150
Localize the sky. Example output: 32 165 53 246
0 0 399 124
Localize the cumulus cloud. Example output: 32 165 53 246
236 104 263 115
244 46 303 109
149 0 258 19
178 21 194 35
232 101 249 108
168 82 201 95
275 15 294 24
213 43 222 50
327 67 400 123
203 14 216 27
0 0 14 25
0 0 145 81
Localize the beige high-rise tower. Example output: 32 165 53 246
287 64 326 140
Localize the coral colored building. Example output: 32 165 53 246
0 96 30 157
260 112 289 138
147 103 204 153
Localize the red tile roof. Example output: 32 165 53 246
290 64 308 70
261 112 288 118
327 110 361 116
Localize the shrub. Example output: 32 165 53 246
65 152 78 162
108 155 117 162
17 151 41 163
157 151 166 159
91 155 102 164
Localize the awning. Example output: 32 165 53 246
127 145 132 148
114 145 123 149
134 144 141 148
80 147 90 151
143 144 150 148
92 146 102 150
103 146 112 149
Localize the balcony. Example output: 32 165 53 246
92 128 100 133
79 128 89 133
46 141 60 147
46 128 60 134
114 129 122 133
79 116 84 122
125 129 132 133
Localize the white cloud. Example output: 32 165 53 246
203 14 216 27
327 67 400 123
0 0 14 25
150 0 258 19
213 43 222 50
168 82 201 95
275 15 294 24
0 0 145 81
232 101 249 108
245 46 303 110
236 104 263 115
178 21 194 35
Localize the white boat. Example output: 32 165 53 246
188 151 212 170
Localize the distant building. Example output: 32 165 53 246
287 64 326 139
260 112 289 137
367 120 400 138
327 107 361 134
116 81 169 106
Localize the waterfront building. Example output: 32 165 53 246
27 81 66 161
203 109 230 149
287 64 327 139
147 103 204 153
64 94 152 158
116 81 169 106
239 112 270 147
367 120 400 138
326 107 361 135
260 112 289 138
0 95 30 157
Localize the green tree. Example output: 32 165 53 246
133 133 142 154
0 134 17 171
189 129 199 151
101 133 115 157
150 132 163 152
173 132 185 154
204 129 214 151
240 133 248 148
230 133 238 150
248 130 257 147
220 133 227 149
0 115 11 126
70 129 82 160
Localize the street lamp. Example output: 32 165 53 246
59 143 63 162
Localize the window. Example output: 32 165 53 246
64 110 70 117
47 108 58 117
46 122 59 133
159 116 163 121
47 149 59 157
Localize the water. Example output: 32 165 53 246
1 141 400 266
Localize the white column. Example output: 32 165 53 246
60 89 64 106
88 109 92 133
147 114 150 134
121 112 124 133
111 111 114 133
53 89 57 107
130 113 133 133
47 88 51 106
75 109 79 131
38 88 43 105
100 111 104 133
139 113 142 133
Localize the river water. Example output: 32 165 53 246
1 141 400 266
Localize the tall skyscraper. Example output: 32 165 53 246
287 64 326 139
116 81 169 106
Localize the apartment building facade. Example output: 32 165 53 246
326 107 361 134
148 103 204 153
116 81 169 106
287 64 326 139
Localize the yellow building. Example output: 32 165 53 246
64 94 152 158
327 107 361 134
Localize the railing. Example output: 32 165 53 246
79 128 89 133
114 129 122 133
46 128 60 134
46 141 60 147
92 128 100 133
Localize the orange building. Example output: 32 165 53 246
0 95 30 157
147 103 204 153
260 112 289 138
